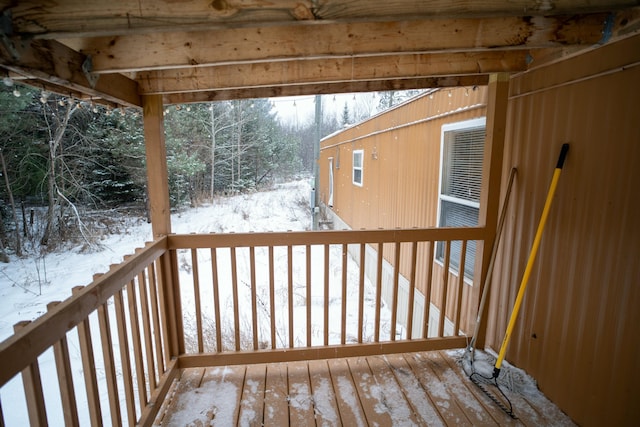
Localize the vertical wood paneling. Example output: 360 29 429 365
488 35 640 427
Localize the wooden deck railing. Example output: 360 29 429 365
0 227 484 426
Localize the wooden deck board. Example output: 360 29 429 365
347 356 395 426
264 362 289 426
288 361 315 425
383 353 447 426
156 351 576 426
237 363 266 426
308 359 342 426
327 358 368 427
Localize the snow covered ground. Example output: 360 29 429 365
0 178 572 426
0 179 323 425
0 179 312 343
0 178 393 426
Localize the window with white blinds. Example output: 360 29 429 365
437 117 486 279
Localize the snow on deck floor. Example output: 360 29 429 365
155 351 576 426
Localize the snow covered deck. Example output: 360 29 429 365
155 351 575 426
0 225 574 426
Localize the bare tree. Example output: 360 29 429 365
40 100 88 247
0 148 21 256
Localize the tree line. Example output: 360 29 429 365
0 83 423 259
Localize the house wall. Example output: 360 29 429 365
319 87 487 336
319 33 640 425
488 34 640 426
320 87 487 230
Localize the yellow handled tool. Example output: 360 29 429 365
470 144 569 419
494 143 570 375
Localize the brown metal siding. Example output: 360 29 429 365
488 35 640 426
320 87 487 230
319 87 488 333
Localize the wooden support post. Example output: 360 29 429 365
143 94 171 238
474 73 509 349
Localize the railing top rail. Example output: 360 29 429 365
0 237 168 388
168 226 486 249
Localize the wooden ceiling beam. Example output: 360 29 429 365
162 76 490 104
137 50 529 95
67 14 610 74
5 1 636 38
0 38 141 107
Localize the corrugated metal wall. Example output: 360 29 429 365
488 35 640 426
320 87 486 230
320 35 640 424
319 87 487 333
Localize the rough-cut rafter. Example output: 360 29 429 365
64 14 608 74
162 76 490 104
137 50 530 95
0 38 141 107
0 1 638 106
5 0 637 38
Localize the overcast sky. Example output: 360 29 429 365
270 93 378 127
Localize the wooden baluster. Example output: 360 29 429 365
137 266 157 391
71 286 103 427
438 242 452 337
250 246 259 350
454 240 468 336
357 242 365 343
374 242 383 342
191 248 203 353
390 241 401 341
305 244 312 347
230 247 241 351
287 245 294 348
406 241 418 340
46 302 80 427
147 261 166 375
423 241 435 339
125 278 148 411
340 243 348 345
13 321 47 427
210 248 222 352
114 288 136 426
268 246 276 349
323 244 330 346
93 287 123 427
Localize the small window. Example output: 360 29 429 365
352 150 364 186
437 118 485 279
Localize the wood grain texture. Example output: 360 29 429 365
157 351 576 425
7 1 633 37
67 15 606 73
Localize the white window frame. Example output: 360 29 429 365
352 149 364 186
436 117 486 281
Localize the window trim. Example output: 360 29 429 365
352 149 364 187
436 117 486 282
